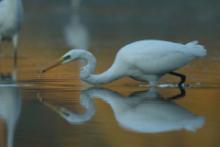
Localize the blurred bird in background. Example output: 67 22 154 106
0 0 23 66
64 0 89 49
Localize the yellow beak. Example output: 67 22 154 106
41 58 64 73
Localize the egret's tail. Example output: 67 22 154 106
185 41 207 57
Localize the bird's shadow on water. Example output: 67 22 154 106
37 86 205 133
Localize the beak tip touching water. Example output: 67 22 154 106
40 59 63 75
40 69 46 74
38 68 48 78
40 67 50 74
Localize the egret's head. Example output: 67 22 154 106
60 49 85 64
61 49 81 64
41 49 80 73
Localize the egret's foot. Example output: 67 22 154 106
158 83 178 88
158 82 186 88
178 82 185 88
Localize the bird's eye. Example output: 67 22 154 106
63 55 71 61
63 111 70 117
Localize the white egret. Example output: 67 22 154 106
42 40 207 86
0 0 23 63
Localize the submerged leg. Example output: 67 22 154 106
169 71 186 86
12 35 18 81
166 85 185 100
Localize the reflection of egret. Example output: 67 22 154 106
42 40 207 86
0 70 21 147
0 0 23 63
39 87 205 133
64 0 89 49
38 91 95 125
86 87 205 133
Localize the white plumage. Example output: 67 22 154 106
42 39 207 86
116 40 206 74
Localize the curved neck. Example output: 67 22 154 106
79 51 122 85
79 50 96 74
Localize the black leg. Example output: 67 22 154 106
166 85 186 100
13 49 17 72
169 71 186 87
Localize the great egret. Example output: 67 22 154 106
42 40 207 86
0 0 23 63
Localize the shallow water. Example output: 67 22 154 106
0 0 220 147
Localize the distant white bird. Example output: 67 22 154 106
0 0 23 62
64 0 89 49
42 40 207 86
0 72 21 147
